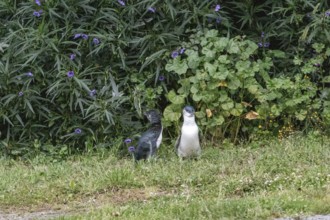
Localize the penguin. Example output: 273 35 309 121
175 106 201 159
135 110 163 161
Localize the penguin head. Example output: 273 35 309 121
144 109 161 124
183 106 195 118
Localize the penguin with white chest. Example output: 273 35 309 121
135 110 163 161
175 106 201 159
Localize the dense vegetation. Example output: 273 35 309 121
0 0 330 156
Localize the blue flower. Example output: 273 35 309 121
33 10 42 17
18 91 24 97
67 70 74 78
215 4 221 12
74 33 81 39
148 7 156 13
35 0 41 6
179 48 185 54
74 128 82 134
118 0 125 6
93 38 100 45
81 34 88 40
128 146 135 153
258 42 270 48
70 53 76 60
158 75 165 81
26 72 33 77
124 138 132 144
89 89 96 97
326 11 330 17
171 51 179 59
261 32 265 38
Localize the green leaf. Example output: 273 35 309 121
167 90 185 104
218 55 230 64
205 29 219 38
227 39 240 54
165 58 188 75
221 101 234 110
270 50 286 58
230 103 244 116
204 62 217 76
322 76 330 83
211 65 229 80
247 85 259 94
295 110 307 121
227 77 241 90
293 56 302 65
214 37 229 51
186 50 200 70
163 105 182 122
214 115 225 125
218 91 228 102
193 93 202 102
190 85 199 94
235 60 251 72
312 43 325 53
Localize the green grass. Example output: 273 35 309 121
0 134 329 219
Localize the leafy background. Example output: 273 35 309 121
0 0 329 157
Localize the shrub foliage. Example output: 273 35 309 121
0 0 329 155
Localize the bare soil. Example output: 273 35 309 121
0 187 172 220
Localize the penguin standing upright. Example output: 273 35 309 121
135 110 163 161
175 106 201 159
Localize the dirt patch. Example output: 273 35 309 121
0 187 172 220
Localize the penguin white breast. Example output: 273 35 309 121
178 123 201 157
156 126 163 148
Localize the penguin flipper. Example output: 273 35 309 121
175 134 181 151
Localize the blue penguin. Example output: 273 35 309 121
175 106 201 158
135 110 163 161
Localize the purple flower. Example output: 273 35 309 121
258 42 263 48
93 38 100 45
81 34 88 40
128 146 135 153
314 63 321 67
67 70 74 78
33 10 42 17
89 89 96 97
263 42 270 48
171 51 179 59
69 53 76 60
118 0 125 6
74 128 82 134
158 75 165 81
124 138 132 144
148 7 156 13
179 48 185 54
325 11 330 17
26 72 33 77
18 91 24 97
215 4 221 12
74 33 82 39
261 32 265 38
35 0 41 6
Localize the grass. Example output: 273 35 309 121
0 134 329 219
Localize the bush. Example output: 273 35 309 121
164 29 329 142
0 0 329 156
